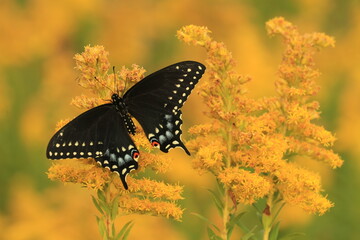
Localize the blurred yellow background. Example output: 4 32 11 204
0 0 359 239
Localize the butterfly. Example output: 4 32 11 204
46 61 206 189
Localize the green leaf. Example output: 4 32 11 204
191 212 220 232
252 204 263 223
115 220 134 240
207 189 224 215
111 196 119 221
269 221 280 240
227 212 247 239
271 202 285 226
112 224 116 238
121 222 134 240
97 217 107 239
235 218 252 234
279 232 306 240
92 195 104 214
241 225 257 240
97 189 107 204
207 227 222 240
215 179 225 197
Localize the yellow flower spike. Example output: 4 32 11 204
55 119 70 131
177 25 212 47
188 122 221 136
118 196 183 221
47 158 111 190
74 45 111 96
218 168 272 205
178 18 342 239
119 64 146 84
126 178 183 201
71 95 106 110
48 45 186 238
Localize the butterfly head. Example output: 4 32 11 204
111 93 120 103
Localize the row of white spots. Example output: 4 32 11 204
54 141 102 148
48 151 97 157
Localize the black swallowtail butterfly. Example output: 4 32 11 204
47 61 206 189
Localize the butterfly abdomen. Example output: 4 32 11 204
112 94 136 135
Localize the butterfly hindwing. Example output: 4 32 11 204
46 104 139 189
124 61 205 153
136 110 189 154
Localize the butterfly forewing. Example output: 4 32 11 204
47 104 139 189
124 61 205 154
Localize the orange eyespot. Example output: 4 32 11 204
151 141 160 148
133 152 139 159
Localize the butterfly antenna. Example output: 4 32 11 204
121 72 128 97
112 66 118 94
93 76 113 94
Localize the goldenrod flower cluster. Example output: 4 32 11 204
177 17 343 215
47 45 183 221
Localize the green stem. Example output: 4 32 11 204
222 188 229 240
262 193 273 240
221 123 233 240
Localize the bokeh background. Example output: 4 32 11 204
0 0 359 239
